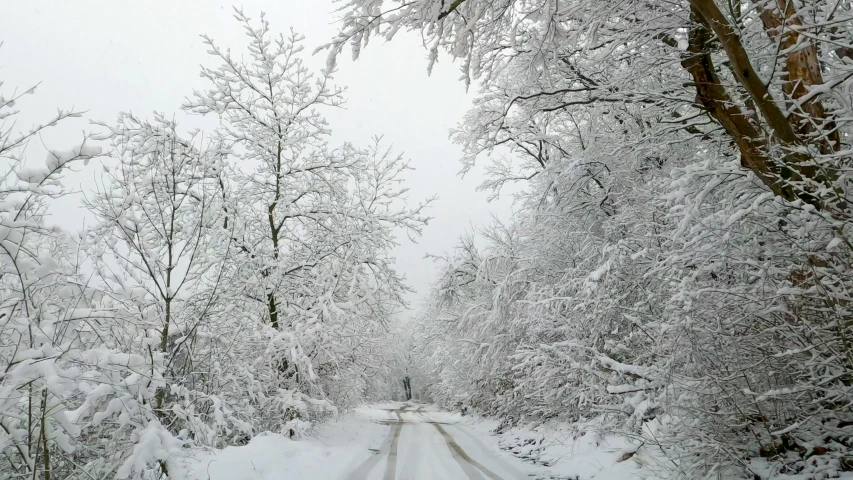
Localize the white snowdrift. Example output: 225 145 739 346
174 433 367 480
172 406 394 480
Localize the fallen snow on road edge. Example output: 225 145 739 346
173 433 368 480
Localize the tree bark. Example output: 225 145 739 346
684 0 837 208
758 0 841 153
681 8 786 197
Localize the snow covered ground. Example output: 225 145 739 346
172 403 659 480
492 422 663 479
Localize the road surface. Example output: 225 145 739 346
344 403 527 480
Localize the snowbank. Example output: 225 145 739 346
493 423 655 479
173 406 397 480
174 433 367 480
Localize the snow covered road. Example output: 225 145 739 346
175 403 533 480
344 404 526 480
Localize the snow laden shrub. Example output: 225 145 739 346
328 0 853 475
653 155 853 474
84 113 248 452
0 80 181 479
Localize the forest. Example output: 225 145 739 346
1 0 852 478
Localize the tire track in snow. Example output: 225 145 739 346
347 405 406 480
431 422 506 480
382 407 404 480
348 404 507 480
446 424 526 478
415 405 505 480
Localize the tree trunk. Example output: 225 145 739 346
683 1 837 209
758 0 840 154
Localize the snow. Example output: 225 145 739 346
494 420 662 480
14 144 102 184
171 404 667 480
175 433 365 480
173 406 392 480
827 237 843 251
118 421 183 479
606 383 645 394
598 355 653 379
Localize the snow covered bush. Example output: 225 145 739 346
0 77 177 479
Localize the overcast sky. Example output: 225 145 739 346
0 0 513 317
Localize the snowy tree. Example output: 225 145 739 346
0 76 157 479
328 0 853 475
84 113 236 453
1 10 437 478
326 0 851 208
183 8 431 419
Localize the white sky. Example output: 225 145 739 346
0 0 513 317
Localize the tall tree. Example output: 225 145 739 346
184 9 431 407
